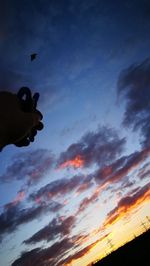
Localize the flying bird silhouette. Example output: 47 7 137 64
30 53 37 61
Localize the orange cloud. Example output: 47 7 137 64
76 182 108 215
64 238 100 266
95 147 150 185
58 155 84 169
103 183 150 228
63 231 109 266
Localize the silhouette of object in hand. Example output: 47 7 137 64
31 53 37 61
15 87 44 147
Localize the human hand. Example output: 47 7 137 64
0 88 44 150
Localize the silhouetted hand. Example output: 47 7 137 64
0 88 43 150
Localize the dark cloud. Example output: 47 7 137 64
137 162 150 179
11 238 74 266
117 58 150 147
12 233 100 266
76 175 94 194
57 126 126 169
0 200 62 242
139 169 150 179
29 147 150 218
120 177 135 190
75 147 150 215
12 234 84 266
77 189 100 215
0 149 54 186
103 182 150 227
24 215 76 245
95 147 150 184
29 174 94 203
58 238 100 266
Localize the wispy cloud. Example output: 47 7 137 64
117 58 150 147
75 147 150 215
0 200 62 242
57 126 126 169
29 174 94 203
0 149 54 186
137 162 150 180
24 215 76 245
103 182 150 228
12 233 103 266
58 238 101 266
12 234 84 266
76 187 101 215
4 190 25 209
95 147 150 185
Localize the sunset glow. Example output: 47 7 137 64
0 1 150 266
58 155 84 169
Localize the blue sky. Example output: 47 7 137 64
0 1 150 265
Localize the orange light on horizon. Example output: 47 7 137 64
103 188 150 228
58 155 84 169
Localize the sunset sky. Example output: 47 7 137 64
0 0 150 265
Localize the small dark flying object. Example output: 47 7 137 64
31 53 37 61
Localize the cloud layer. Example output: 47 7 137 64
0 200 62 242
57 126 126 169
0 149 54 186
24 215 76 245
103 182 150 228
118 58 150 147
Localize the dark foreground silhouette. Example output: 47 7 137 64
93 229 150 266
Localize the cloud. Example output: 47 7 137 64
12 233 100 266
24 215 76 245
75 147 150 215
0 149 54 186
0 200 62 242
58 238 100 266
77 187 100 215
29 174 94 203
4 190 26 209
76 175 94 194
29 147 149 217
11 238 74 266
95 147 150 185
120 177 135 190
117 58 150 147
137 162 150 180
12 234 85 266
57 126 126 169
103 182 150 228
57 155 85 169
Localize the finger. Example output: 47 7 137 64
17 87 34 112
33 92 40 108
29 128 37 142
14 137 30 147
29 135 35 142
35 110 43 120
35 122 44 131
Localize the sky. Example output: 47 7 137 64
0 0 150 265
